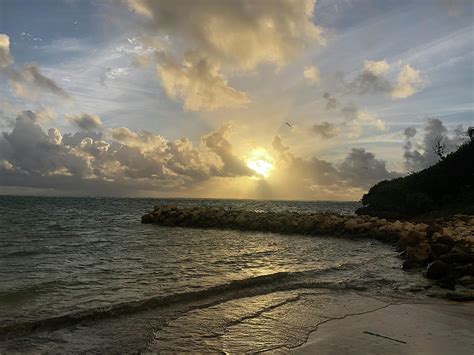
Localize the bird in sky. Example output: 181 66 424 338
285 122 292 128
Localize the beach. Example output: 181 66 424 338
295 300 474 354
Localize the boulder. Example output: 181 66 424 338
406 243 431 265
343 219 359 232
432 235 456 248
426 260 449 279
455 263 474 276
425 224 444 238
430 243 452 258
440 251 474 264
458 276 474 288
406 230 425 246
391 220 404 232
141 213 155 224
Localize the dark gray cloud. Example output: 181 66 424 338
312 121 339 139
339 148 401 188
403 118 467 171
8 64 70 100
349 70 392 95
67 114 103 132
321 94 386 134
323 92 337 110
0 35 70 101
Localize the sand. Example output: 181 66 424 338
295 301 474 355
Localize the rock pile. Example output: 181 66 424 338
142 205 474 287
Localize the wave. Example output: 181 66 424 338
5 250 41 257
0 280 70 304
0 262 385 339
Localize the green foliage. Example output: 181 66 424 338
357 141 474 218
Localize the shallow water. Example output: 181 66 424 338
0 196 431 352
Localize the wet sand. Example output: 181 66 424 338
295 301 474 355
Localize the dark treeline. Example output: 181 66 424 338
357 140 474 218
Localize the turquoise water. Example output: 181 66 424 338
0 196 428 352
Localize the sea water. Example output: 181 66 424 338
0 196 430 352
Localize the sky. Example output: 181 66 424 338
0 0 472 200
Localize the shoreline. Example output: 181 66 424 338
142 205 474 296
3 286 472 353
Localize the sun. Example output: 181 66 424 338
246 148 274 177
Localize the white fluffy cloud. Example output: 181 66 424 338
0 34 13 68
391 64 424 99
157 52 250 111
304 65 320 85
125 0 324 110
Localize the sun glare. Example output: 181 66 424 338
246 148 274 177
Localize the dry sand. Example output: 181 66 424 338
295 301 474 354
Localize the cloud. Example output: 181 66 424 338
403 118 466 171
272 136 400 192
403 127 417 138
66 114 104 132
312 121 339 139
0 110 403 199
0 34 13 68
0 111 89 178
0 111 254 195
304 65 320 85
349 66 392 95
202 124 254 177
355 110 386 131
364 59 390 76
36 107 58 123
157 52 250 111
391 64 424 99
348 60 424 99
8 64 71 100
0 34 70 101
323 94 386 136
323 92 337 110
126 0 324 70
125 0 324 110
338 148 401 188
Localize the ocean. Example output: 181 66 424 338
0 196 431 352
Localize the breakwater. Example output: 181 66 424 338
142 205 474 289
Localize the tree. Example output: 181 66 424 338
468 127 474 141
432 136 446 161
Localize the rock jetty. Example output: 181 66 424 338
142 205 474 288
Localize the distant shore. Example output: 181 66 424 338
143 205 474 298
